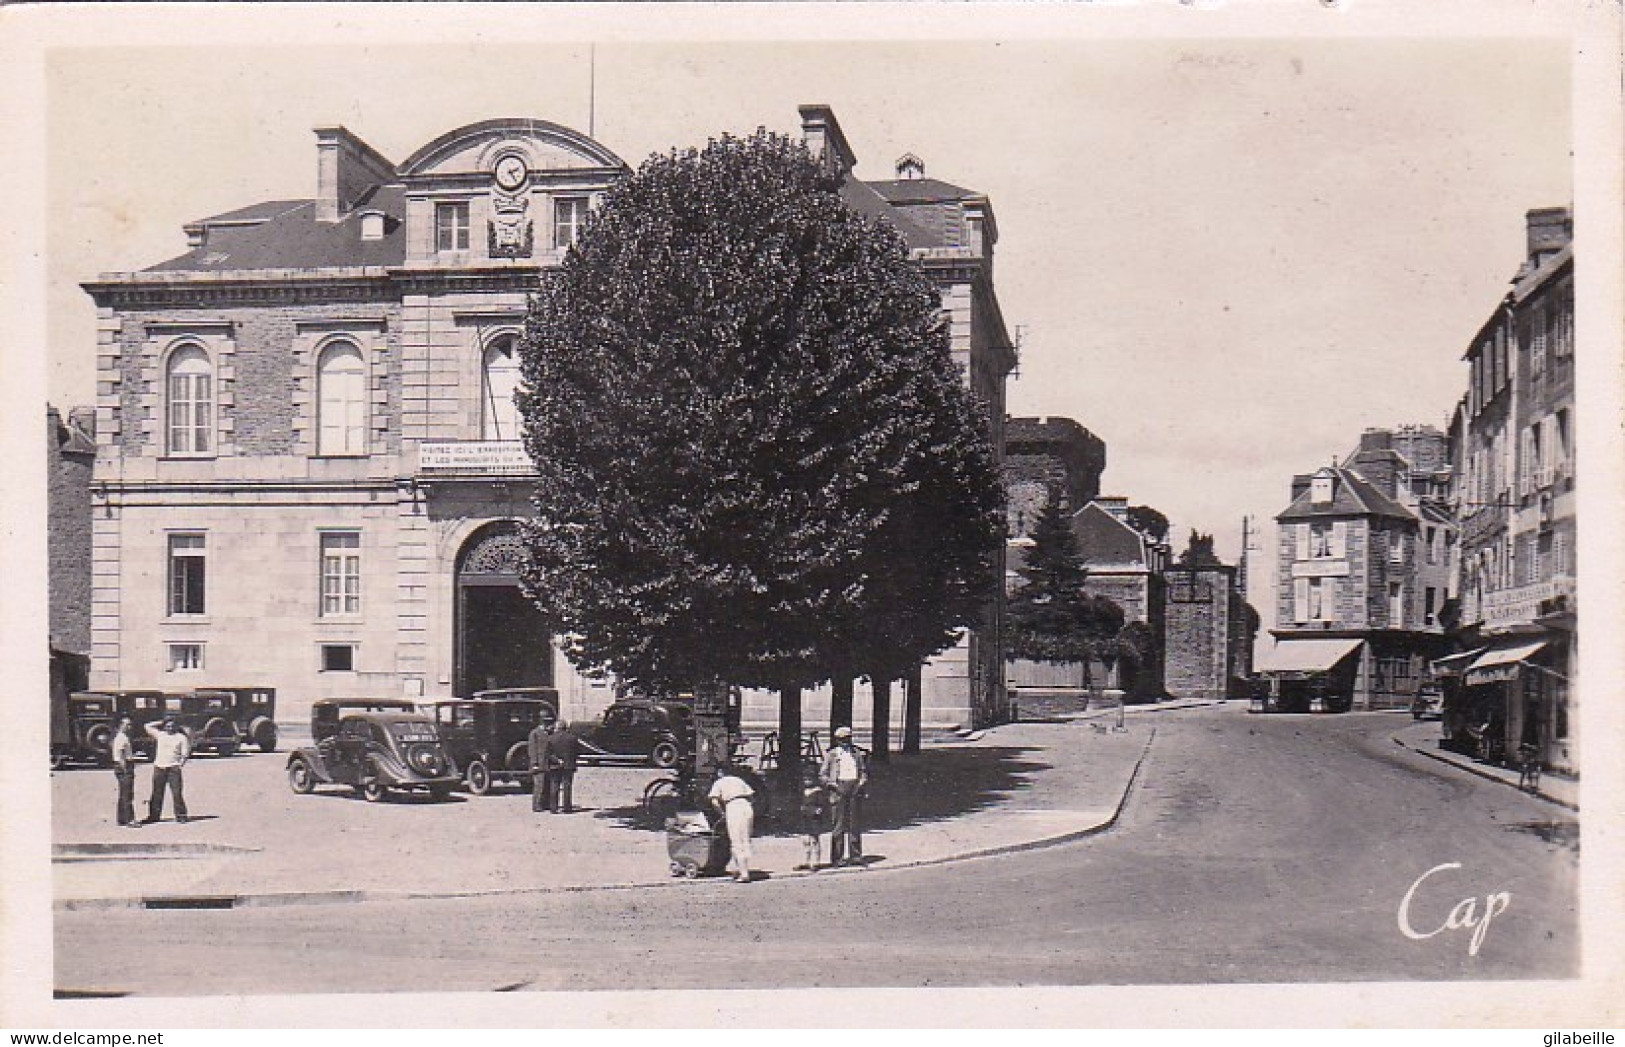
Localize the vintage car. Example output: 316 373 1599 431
1410 685 1445 721
198 685 279 752
565 698 693 768
310 698 419 744
428 697 558 795
286 710 458 802
471 685 562 715
50 691 128 768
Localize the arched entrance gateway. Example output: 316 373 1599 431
454 521 555 697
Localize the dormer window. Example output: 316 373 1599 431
436 201 470 253
1311 473 1334 503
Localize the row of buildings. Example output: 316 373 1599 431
1259 207 1575 776
1003 416 1256 707
51 105 1019 733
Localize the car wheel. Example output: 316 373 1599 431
251 718 278 753
288 758 316 794
466 760 491 796
504 741 532 778
84 723 113 755
650 741 680 769
361 778 387 803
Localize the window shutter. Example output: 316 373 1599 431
1295 524 1310 561
1330 521 1347 559
1294 578 1310 623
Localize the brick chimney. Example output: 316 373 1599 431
314 126 396 223
798 105 857 181
1525 206 1572 264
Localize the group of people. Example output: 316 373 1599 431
527 718 581 814
705 724 870 884
108 714 192 827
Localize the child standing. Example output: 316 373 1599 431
797 781 829 871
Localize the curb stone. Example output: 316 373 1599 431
1391 733 1578 813
55 726 1159 912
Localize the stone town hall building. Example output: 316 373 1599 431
81 107 1015 729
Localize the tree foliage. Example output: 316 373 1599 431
1126 505 1170 543
1006 486 1124 665
515 130 1002 696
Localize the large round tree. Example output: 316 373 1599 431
515 129 1002 757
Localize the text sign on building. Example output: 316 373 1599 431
1292 560 1351 579
417 441 536 476
1483 576 1575 625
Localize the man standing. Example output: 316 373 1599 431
110 715 140 828
547 721 581 814
707 765 756 883
820 725 868 868
528 718 553 814
143 717 190 824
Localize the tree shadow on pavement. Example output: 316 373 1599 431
589 745 1050 838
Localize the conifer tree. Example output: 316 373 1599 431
1006 486 1123 685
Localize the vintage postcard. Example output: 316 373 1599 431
2 0 1621 1031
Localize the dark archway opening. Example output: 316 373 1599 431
454 521 554 696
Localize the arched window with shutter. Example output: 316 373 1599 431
482 334 521 441
317 340 367 455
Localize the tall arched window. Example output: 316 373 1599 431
482 335 521 440
317 341 367 455
166 344 213 455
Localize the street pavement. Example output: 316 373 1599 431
50 701 1589 1005
51 702 1169 908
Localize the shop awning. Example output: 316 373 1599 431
1430 649 1485 677
1255 638 1363 674
1464 641 1549 685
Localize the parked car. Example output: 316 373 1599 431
471 685 561 716
428 697 558 795
1410 686 1444 721
51 691 127 768
565 698 693 768
286 711 458 802
199 685 278 752
310 698 418 744
170 689 246 755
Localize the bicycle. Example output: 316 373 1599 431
1517 743 1542 794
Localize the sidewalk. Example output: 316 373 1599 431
1389 715 1579 811
53 711 1161 910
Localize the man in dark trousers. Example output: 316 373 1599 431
527 719 553 814
819 726 869 867
547 721 581 813
110 715 140 828
142 716 190 824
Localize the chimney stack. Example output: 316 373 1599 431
1525 206 1572 264
314 126 396 224
797 105 857 181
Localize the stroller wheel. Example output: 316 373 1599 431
669 861 683 878
682 863 699 879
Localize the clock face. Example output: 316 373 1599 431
494 155 527 191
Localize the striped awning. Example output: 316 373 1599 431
1430 649 1485 677
1464 641 1549 684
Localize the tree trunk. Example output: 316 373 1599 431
829 675 854 740
902 665 923 754
776 685 803 793
870 676 892 763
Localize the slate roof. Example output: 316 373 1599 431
1072 501 1150 567
840 178 942 251
1276 467 1416 522
146 185 408 273
866 177 978 205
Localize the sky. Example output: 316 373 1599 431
40 30 1571 631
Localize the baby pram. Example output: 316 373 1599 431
666 811 731 879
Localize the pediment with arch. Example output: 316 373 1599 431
398 118 627 180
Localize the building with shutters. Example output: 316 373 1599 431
1262 453 1454 712
79 106 1016 731
1446 207 1575 775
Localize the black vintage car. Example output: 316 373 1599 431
471 685 562 714
51 689 241 764
148 691 244 756
286 711 458 802
51 692 127 768
429 698 558 795
198 685 278 752
310 698 419 744
566 698 692 768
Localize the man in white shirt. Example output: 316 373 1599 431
706 767 756 883
820 725 869 867
143 717 191 824
110 715 140 828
